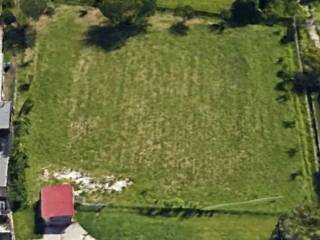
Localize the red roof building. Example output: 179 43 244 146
41 184 75 224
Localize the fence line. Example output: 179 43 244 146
293 16 320 172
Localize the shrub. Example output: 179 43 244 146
98 0 156 27
2 9 16 25
2 0 14 9
174 5 194 22
230 0 262 25
170 21 189 36
20 0 48 20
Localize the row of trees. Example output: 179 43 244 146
229 0 304 25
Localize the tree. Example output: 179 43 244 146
98 0 156 27
231 0 262 25
264 0 303 17
2 0 14 9
272 206 320 240
2 9 16 25
20 0 47 20
174 5 194 22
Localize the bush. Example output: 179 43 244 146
209 22 225 33
20 0 48 20
170 21 189 36
272 206 320 239
174 5 194 21
2 0 14 9
230 0 262 25
2 9 16 25
98 0 156 27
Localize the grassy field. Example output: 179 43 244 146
14 4 315 239
56 0 233 13
76 208 276 240
157 0 233 12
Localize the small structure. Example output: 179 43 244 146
0 101 11 132
41 184 75 227
0 101 11 215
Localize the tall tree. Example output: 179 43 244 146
98 0 156 27
20 0 47 20
231 0 262 25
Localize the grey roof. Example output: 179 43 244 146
0 156 8 187
0 102 11 130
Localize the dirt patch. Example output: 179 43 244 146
75 7 107 26
149 14 178 31
187 18 207 26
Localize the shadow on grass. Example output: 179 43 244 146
33 201 45 235
101 205 282 219
4 25 36 53
313 172 320 200
84 24 145 51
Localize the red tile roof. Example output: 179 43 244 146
41 184 75 219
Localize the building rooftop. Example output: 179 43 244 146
0 102 11 130
0 156 8 188
41 184 75 220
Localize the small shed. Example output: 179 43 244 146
41 184 75 226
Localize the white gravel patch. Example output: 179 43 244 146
41 169 133 196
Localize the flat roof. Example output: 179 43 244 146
0 102 11 130
0 156 8 187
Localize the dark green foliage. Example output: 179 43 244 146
169 21 189 36
2 9 16 25
293 71 320 93
98 0 156 27
272 206 320 239
18 98 34 117
264 0 303 18
280 22 295 44
9 99 34 211
2 0 14 9
20 0 47 19
9 145 28 211
209 22 225 33
173 5 194 21
231 0 262 25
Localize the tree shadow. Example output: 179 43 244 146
84 24 145 51
4 25 36 53
33 201 45 235
286 148 298 158
276 95 289 103
134 206 281 219
282 120 296 129
169 21 189 36
313 172 320 200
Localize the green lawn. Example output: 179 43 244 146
13 209 40 240
157 0 233 12
15 5 315 240
77 209 277 240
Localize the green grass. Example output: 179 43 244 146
15 4 316 240
76 209 277 240
55 0 233 13
157 0 233 12
13 209 40 240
